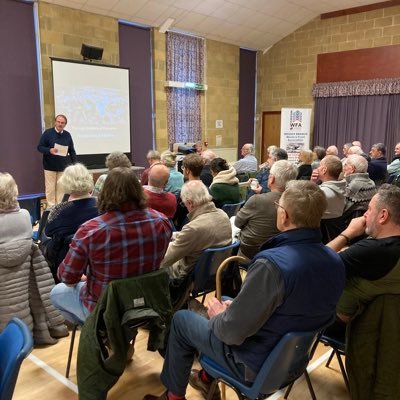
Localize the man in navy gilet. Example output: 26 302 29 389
144 180 345 400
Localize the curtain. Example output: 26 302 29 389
313 78 400 157
166 32 204 145
0 0 43 194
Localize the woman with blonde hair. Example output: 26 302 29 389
0 172 66 344
296 149 313 180
43 163 98 281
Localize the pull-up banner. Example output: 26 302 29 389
280 108 312 163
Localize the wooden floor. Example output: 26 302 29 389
13 326 350 400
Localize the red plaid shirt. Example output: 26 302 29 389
58 203 172 311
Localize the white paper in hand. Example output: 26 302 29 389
54 143 68 157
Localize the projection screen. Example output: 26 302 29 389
52 58 131 166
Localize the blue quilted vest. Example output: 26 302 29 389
233 228 345 373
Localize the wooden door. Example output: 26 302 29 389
261 111 281 162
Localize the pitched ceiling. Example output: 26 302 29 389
42 0 383 50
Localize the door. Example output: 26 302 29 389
261 111 281 162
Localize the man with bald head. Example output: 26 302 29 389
326 145 339 156
144 164 177 219
233 143 258 174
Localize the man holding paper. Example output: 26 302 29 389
37 114 77 207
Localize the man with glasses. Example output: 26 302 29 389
144 180 345 400
234 160 297 259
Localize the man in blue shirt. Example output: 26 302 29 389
37 114 77 206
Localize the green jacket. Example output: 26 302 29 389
346 294 400 400
77 269 173 400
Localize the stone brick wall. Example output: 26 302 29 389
38 2 119 128
152 34 240 152
259 5 400 113
204 39 239 150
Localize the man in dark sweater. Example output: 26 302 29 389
144 181 346 400
37 114 77 206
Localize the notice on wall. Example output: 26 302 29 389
280 108 311 163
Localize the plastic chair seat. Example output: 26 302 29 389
221 201 245 219
199 329 327 400
0 318 33 400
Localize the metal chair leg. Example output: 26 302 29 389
325 349 335 368
335 350 350 392
284 382 294 398
66 324 78 378
304 370 317 400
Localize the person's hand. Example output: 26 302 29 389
50 147 58 155
222 299 233 307
253 185 262 194
207 297 229 318
310 169 319 183
81 274 87 282
343 216 366 239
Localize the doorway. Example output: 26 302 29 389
261 111 281 162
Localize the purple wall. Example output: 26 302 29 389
0 0 43 194
238 48 257 158
119 23 153 168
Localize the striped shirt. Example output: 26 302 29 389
58 203 173 311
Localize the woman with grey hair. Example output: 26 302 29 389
43 163 98 281
0 172 66 344
92 151 132 196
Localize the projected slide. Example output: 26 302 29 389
52 59 131 155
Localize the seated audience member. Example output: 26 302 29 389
296 149 313 179
327 184 400 320
144 180 345 400
311 146 326 170
341 142 352 164
200 149 216 188
351 141 370 160
368 143 387 186
141 150 162 185
173 154 204 230
92 151 132 197
342 154 376 221
0 173 67 345
161 180 231 285
144 164 177 219
50 167 172 323
193 141 204 155
234 160 298 259
209 158 240 208
326 145 339 156
43 163 99 281
233 143 258 174
249 147 287 196
387 142 400 177
182 153 203 181
312 155 346 219
161 151 184 196
258 145 277 170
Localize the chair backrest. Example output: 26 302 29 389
191 241 240 298
320 215 346 244
221 201 245 218
255 330 321 395
17 193 43 226
33 209 51 243
0 318 33 400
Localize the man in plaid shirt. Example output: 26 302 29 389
50 167 173 323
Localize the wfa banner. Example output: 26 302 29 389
280 108 311 163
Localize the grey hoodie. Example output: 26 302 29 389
320 180 346 219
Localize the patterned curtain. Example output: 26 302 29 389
166 32 204 145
